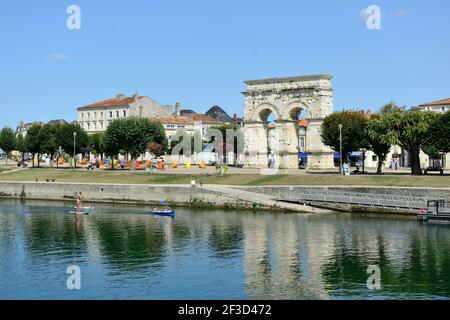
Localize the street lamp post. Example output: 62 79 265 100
73 132 77 169
338 124 343 175
361 148 366 174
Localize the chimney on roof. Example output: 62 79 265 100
133 91 140 101
116 92 125 99
175 102 181 116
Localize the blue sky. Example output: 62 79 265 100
0 0 449 128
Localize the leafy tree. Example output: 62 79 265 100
379 102 403 116
88 132 105 159
103 120 122 170
25 124 43 167
321 111 369 162
422 143 441 159
207 124 244 164
380 110 437 175
148 142 164 157
103 117 167 169
16 134 27 162
40 123 60 162
122 117 166 168
367 114 392 174
146 119 168 153
0 127 16 164
58 123 89 168
424 111 450 155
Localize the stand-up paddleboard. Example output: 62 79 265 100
72 206 95 211
68 210 90 215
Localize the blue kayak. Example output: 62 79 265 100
152 210 175 216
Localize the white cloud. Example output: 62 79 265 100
48 53 69 60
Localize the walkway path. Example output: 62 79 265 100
204 184 333 213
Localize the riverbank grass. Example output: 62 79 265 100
1 168 450 187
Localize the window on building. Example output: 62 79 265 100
81 113 84 120
442 107 446 112
87 113 90 119
87 123 90 130
116 111 120 117
94 112 97 119
123 110 127 117
110 111 113 118
372 155 377 162
101 112 103 118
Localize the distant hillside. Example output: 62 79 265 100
205 105 240 124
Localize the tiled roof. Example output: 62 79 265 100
16 121 44 131
151 117 195 125
419 98 450 106
192 114 223 124
267 119 309 128
298 119 310 127
150 114 223 125
78 97 135 109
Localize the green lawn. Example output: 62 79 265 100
1 168 450 187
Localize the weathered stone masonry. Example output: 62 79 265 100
243 75 335 170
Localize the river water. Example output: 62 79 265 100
0 199 449 299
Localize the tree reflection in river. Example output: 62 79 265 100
1 199 450 299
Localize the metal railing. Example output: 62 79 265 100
279 190 427 211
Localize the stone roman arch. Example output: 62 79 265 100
243 75 335 170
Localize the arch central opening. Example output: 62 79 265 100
286 106 311 169
258 108 279 168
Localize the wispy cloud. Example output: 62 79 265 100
48 53 69 60
394 10 412 17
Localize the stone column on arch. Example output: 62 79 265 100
243 121 270 168
275 119 299 169
305 118 335 171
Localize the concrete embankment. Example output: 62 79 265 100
239 185 450 199
237 185 450 214
1 181 449 214
0 181 328 213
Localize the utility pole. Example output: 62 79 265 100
338 124 343 175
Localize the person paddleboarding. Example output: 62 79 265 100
76 192 82 214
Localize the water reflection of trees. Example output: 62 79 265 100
24 211 88 258
92 217 167 272
12 200 450 298
320 223 450 298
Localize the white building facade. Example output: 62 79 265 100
76 92 173 134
